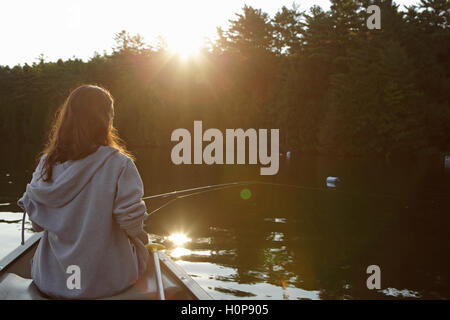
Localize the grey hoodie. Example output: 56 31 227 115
17 146 149 299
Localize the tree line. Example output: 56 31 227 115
0 0 448 157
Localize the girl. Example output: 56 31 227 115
17 84 149 299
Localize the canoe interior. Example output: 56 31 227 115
0 233 211 300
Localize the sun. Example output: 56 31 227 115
166 34 202 60
151 1 208 60
160 13 205 60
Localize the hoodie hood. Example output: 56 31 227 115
25 146 118 208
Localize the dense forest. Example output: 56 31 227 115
0 0 449 157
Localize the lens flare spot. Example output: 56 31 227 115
240 188 252 200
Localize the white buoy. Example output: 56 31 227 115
326 176 340 188
286 151 291 160
445 155 450 169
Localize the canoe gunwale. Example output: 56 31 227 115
0 232 43 274
159 251 212 300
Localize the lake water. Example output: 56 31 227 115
1 146 449 299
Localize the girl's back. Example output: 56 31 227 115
17 85 149 299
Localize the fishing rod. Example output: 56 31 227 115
142 181 252 201
143 181 253 216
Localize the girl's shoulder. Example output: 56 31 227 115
101 146 134 167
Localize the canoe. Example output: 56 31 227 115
0 232 212 300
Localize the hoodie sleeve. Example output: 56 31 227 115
17 155 46 232
113 157 149 243
17 193 44 232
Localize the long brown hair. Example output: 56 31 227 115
40 84 133 182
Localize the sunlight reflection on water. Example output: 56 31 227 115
167 233 191 246
177 260 321 300
380 288 421 298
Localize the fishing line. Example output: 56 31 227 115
255 181 450 200
143 180 448 217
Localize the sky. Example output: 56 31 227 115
0 0 420 67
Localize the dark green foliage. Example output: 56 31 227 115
0 1 448 156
